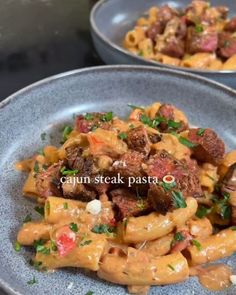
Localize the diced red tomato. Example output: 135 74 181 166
56 226 76 257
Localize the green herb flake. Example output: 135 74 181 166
195 24 204 33
29 259 42 270
129 124 135 129
101 111 113 122
197 128 205 136
91 224 116 235
174 232 185 242
14 241 21 252
118 132 127 140
84 113 94 121
27 276 38 285
168 264 175 271
79 239 92 247
136 199 145 210
196 205 212 219
34 206 44 216
50 240 58 251
160 181 176 191
212 193 231 220
192 239 202 251
224 40 230 48
127 104 144 111
178 136 198 148
23 214 32 223
206 174 215 181
123 218 128 228
231 226 236 231
85 291 94 295
33 161 39 174
34 240 50 255
172 191 187 209
140 114 153 126
69 222 78 233
62 126 73 142
167 120 182 129
40 132 46 141
63 202 68 209
60 166 79 176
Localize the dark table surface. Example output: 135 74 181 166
0 0 103 102
0 1 101 293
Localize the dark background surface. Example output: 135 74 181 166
0 0 103 102
0 1 100 293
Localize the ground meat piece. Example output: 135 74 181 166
145 150 202 214
75 112 112 133
36 161 64 199
187 28 218 54
225 16 236 32
146 21 164 40
188 128 225 165
62 176 97 201
126 126 151 156
110 188 151 220
218 32 236 58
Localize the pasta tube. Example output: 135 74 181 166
98 249 189 285
185 228 236 266
123 197 197 243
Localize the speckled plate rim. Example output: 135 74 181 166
1 64 236 295
90 0 236 74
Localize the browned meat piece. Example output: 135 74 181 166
62 176 97 202
187 28 218 54
188 128 225 165
111 151 145 181
148 133 162 144
126 125 151 156
66 145 94 175
155 104 187 133
145 150 202 214
218 32 236 58
110 188 151 220
75 112 112 133
225 17 236 32
221 163 236 193
171 230 193 253
146 21 164 40
157 5 179 26
36 161 64 199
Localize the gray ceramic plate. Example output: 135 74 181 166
0 65 236 295
90 0 236 89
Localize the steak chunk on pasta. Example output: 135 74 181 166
145 150 202 214
35 161 64 199
225 16 236 32
187 128 225 165
218 32 236 58
126 125 151 156
75 112 112 133
110 188 151 220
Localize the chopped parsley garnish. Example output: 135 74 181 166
167 120 182 129
23 214 32 223
173 232 185 242
33 161 39 173
123 218 128 228
29 259 42 270
62 126 73 142
196 205 212 219
14 241 21 252
85 292 94 295
27 276 37 285
91 224 116 235
192 239 202 251
140 114 153 126
206 174 215 181
127 104 145 111
84 113 94 121
60 166 79 176
195 24 204 33
172 191 187 209
178 136 198 148
168 264 175 271
79 239 92 247
136 199 146 210
197 128 205 136
50 240 57 251
101 111 113 122
34 206 44 216
63 202 68 209
129 124 135 129
40 132 46 141
160 181 176 191
138 50 144 56
118 132 127 140
34 240 50 255
69 223 78 233
212 192 231 220
224 40 230 48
